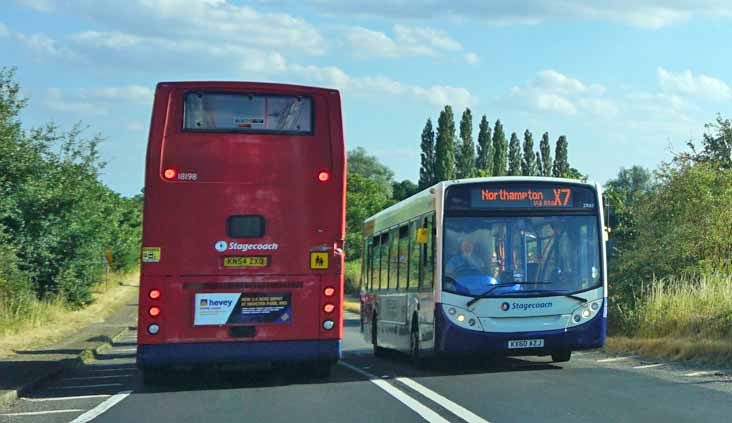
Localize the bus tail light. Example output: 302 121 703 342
317 170 330 182
148 306 161 317
148 324 160 335
163 168 177 180
148 289 161 300
323 303 335 313
323 287 335 297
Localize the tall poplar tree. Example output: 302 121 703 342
521 130 538 176
456 108 476 178
540 132 552 177
553 135 570 178
418 118 435 189
434 106 456 182
508 132 522 176
492 119 507 176
476 115 492 175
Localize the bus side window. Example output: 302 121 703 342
363 238 372 291
398 225 409 290
379 233 389 290
408 221 420 289
422 214 435 289
388 228 399 290
371 235 381 291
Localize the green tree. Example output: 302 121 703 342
688 114 732 169
455 108 475 178
348 146 394 198
346 173 393 261
521 130 538 176
418 119 435 189
475 115 492 175
435 105 456 181
492 119 507 176
539 132 552 176
392 179 418 201
508 132 522 176
553 135 570 177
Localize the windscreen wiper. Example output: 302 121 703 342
466 282 552 308
506 289 588 304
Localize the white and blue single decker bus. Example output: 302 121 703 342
360 177 607 365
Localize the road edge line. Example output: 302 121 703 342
396 377 492 423
68 390 132 423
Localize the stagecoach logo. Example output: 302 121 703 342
501 302 511 311
214 241 280 253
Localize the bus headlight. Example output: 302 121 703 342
591 302 600 311
582 308 591 318
448 307 456 315
457 314 465 322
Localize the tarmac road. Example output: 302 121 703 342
2 313 732 423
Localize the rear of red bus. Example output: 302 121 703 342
136 82 346 375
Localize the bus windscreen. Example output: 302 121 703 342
446 183 597 210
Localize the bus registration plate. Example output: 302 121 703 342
223 256 268 268
507 339 544 349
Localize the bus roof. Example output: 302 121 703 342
363 176 601 235
155 81 340 95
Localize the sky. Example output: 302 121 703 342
2 0 732 196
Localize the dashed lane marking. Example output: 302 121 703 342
62 374 135 381
50 383 124 390
69 390 132 423
23 394 112 402
0 409 84 417
597 357 632 363
396 377 491 423
633 363 665 369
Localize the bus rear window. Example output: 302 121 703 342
183 92 313 134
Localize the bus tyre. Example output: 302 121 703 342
551 350 572 363
142 368 166 386
372 317 387 357
410 326 426 369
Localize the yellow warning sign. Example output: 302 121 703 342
416 228 428 244
104 250 113 265
142 247 161 263
310 252 329 269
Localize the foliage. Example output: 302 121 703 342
392 179 418 201
521 130 538 176
345 172 393 261
475 115 492 176
539 132 552 177
344 259 361 296
456 108 475 178
687 114 732 168
348 146 395 198
418 119 436 189
491 119 507 176
552 135 569 177
434 106 456 181
507 132 522 176
0 67 141 307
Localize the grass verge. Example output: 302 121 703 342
344 297 360 314
0 272 139 358
609 272 732 365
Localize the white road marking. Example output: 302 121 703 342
340 362 450 423
108 348 137 353
89 366 136 372
51 383 124 390
597 357 632 363
684 371 721 377
397 377 491 423
23 394 111 402
63 374 134 381
69 390 132 423
0 409 84 416
633 363 665 369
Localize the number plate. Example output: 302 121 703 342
507 339 544 349
223 256 268 268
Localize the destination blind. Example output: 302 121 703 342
446 183 597 210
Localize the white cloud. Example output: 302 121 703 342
127 121 146 132
658 67 732 102
288 63 476 109
343 24 471 61
80 85 154 104
465 52 479 65
0 23 9 37
508 70 609 116
14 0 55 12
308 0 732 29
577 98 619 117
6 27 76 60
27 0 326 55
45 88 108 115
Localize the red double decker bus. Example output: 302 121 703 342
136 82 346 383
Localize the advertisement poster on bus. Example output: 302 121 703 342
194 292 291 326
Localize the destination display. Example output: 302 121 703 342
446 184 597 210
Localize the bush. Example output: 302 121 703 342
344 260 361 296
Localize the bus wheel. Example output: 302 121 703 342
409 326 426 369
142 368 166 386
372 317 387 357
551 350 572 363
